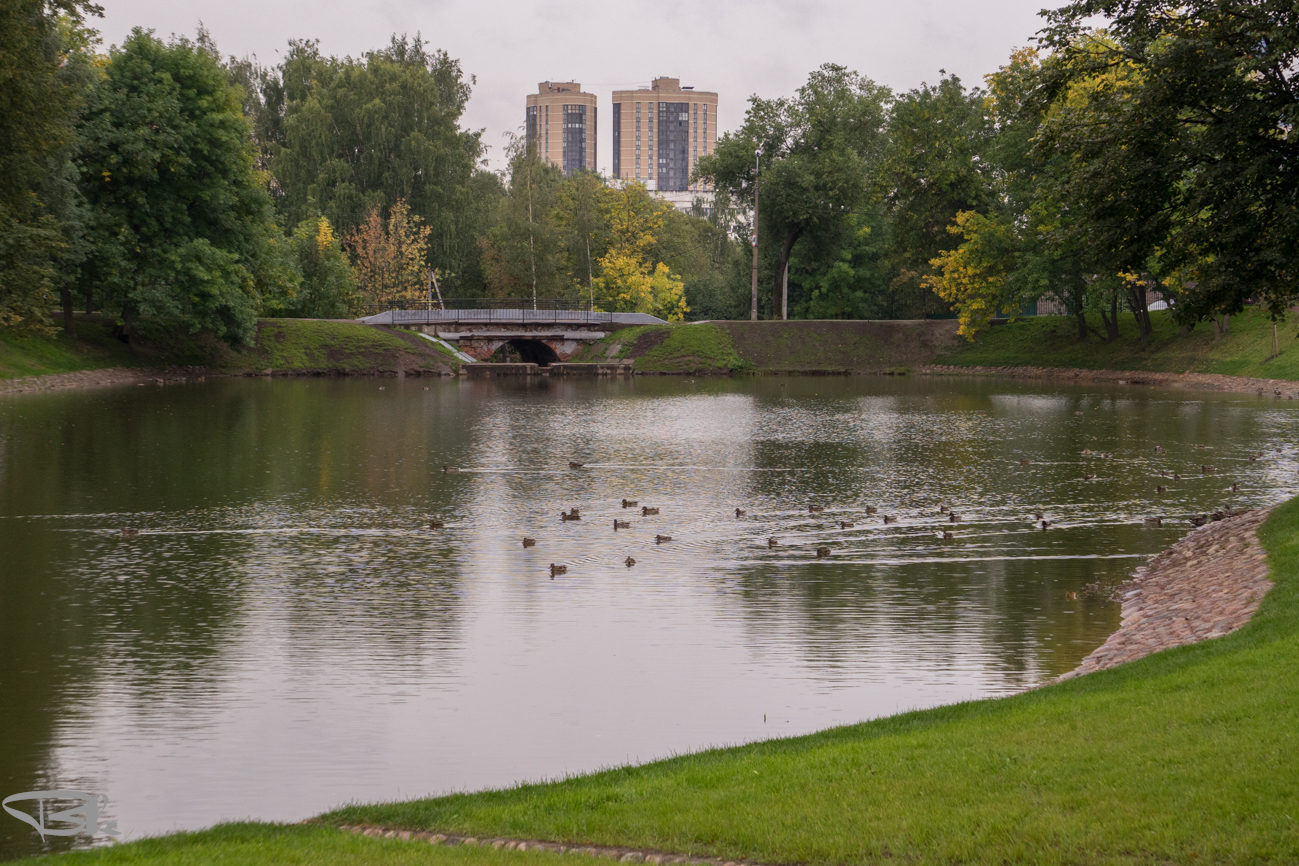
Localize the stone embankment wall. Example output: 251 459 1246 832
1061 508 1274 680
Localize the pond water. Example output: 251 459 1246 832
2 375 1296 859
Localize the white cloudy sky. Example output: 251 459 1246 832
93 0 1056 173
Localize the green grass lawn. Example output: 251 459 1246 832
939 308 1299 380
28 497 1298 864
11 823 574 866
577 324 745 373
0 319 145 380
0 317 450 380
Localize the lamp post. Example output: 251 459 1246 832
750 147 762 322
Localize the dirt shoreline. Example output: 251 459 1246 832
6 361 1299 395
1060 508 1274 681
919 364 1299 397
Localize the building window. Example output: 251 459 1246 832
562 104 586 175
612 103 620 177
526 105 538 153
656 101 690 191
702 105 708 155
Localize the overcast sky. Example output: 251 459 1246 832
94 0 1057 174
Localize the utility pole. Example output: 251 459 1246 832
750 147 762 321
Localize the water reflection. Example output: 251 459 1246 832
0 375 1295 860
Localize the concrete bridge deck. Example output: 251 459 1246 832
361 307 665 365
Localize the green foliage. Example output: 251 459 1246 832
0 0 99 336
480 146 567 300
882 73 994 317
0 316 139 379
282 217 358 318
273 35 496 295
1040 0 1299 324
788 208 892 319
77 29 289 346
699 64 891 318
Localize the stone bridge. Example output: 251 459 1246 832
361 307 665 365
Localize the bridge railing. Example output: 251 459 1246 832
371 298 616 326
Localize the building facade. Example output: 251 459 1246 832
611 78 717 197
526 82 597 176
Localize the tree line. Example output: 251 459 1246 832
2 0 1294 346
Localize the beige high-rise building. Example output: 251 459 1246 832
526 82 597 176
611 78 718 197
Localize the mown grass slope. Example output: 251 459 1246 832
11 823 573 866
580 324 745 373
18 505 1299 864
0 317 453 379
316 498 1299 865
939 309 1299 380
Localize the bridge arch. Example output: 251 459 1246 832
509 339 561 366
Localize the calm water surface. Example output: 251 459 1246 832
2 375 1296 859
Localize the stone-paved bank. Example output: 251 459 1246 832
335 826 772 866
1061 508 1274 680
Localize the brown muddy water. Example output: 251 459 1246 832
1 375 1296 859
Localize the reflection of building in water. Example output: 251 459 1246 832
526 82 597 177
611 77 718 212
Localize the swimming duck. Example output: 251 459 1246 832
1144 517 1163 527
641 506 659 516
119 528 139 537
938 531 954 540
1173 473 1183 480
522 537 536 547
815 547 831 559
549 563 567 577
614 519 630 530
839 521 854 529
569 461 584 469
1035 511 1044 520
561 508 581 522
429 520 445 529
939 505 950 514
865 506 879 515
1155 445 1167 454
1156 485 1168 493
1231 483 1240 492
768 537 779 548
622 499 638 508
625 556 636 568
655 534 672 544
735 508 747 517
1040 520 1052 530
949 513 960 523
442 466 459 473
808 504 825 513
1083 473 1096 481
883 515 897 524
1019 458 1031 466
1082 448 1092 455
1189 515 1209 527
1201 465 1215 474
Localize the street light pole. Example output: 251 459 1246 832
750 147 762 322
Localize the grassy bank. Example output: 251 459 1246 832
26 497 1299 864
0 317 453 380
318 497 1299 863
579 324 747 373
938 308 1299 380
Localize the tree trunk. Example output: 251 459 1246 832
1124 281 1153 337
61 284 74 336
1076 309 1088 340
84 282 93 315
1220 313 1230 334
1099 292 1120 340
771 226 804 319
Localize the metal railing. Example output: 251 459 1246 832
367 298 615 326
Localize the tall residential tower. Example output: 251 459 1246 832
611 78 717 198
526 82 597 176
